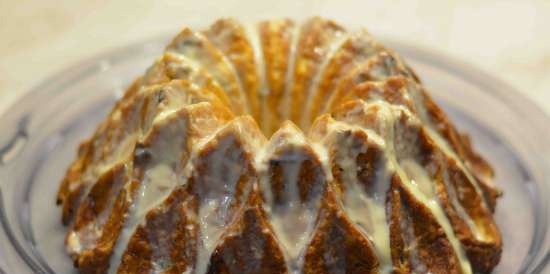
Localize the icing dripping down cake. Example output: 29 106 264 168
56 17 503 274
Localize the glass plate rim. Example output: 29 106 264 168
0 34 548 274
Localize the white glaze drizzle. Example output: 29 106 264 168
394 161 472 274
310 142 332 182
399 159 436 201
339 137 393 273
76 94 144 192
67 165 128 254
194 134 245 274
107 108 193 274
167 31 249 115
347 76 489 242
311 119 393 273
329 46 392 117
243 22 270 134
243 23 269 97
332 100 472 274
270 154 318 273
190 118 267 274
106 168 141 274
162 52 224 98
303 30 383 128
375 101 473 274
322 54 391 114
68 91 149 254
405 129 486 243
281 23 301 120
441 166 487 241
301 33 350 128
399 206 428 273
255 123 321 273
62 19 501 274
402 85 489 241
423 127 489 241
408 85 490 216
340 77 488 243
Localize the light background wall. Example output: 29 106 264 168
1 0 549 115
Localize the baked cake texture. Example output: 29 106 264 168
56 17 502 274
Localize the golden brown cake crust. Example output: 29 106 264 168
57 17 502 274
303 188 379 274
258 19 295 136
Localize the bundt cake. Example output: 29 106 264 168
56 17 503 274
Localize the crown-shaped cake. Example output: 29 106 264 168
57 17 502 274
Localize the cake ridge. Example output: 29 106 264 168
300 31 351 129
309 115 392 272
57 17 502 274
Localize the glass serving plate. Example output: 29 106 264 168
0 36 548 274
